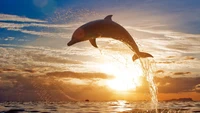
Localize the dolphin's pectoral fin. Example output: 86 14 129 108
89 38 98 48
104 15 113 21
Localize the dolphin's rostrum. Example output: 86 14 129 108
67 15 153 61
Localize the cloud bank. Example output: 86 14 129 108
0 70 199 101
0 1 200 101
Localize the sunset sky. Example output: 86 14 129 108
0 0 200 101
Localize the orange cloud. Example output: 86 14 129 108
0 70 200 101
154 76 200 93
195 84 200 93
46 71 114 79
173 72 191 75
183 56 195 60
2 68 18 72
0 71 114 101
155 70 165 74
23 69 36 73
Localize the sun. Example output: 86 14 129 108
99 61 143 91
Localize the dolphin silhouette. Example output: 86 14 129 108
67 15 153 61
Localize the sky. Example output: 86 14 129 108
0 0 200 101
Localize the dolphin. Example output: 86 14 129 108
67 15 153 61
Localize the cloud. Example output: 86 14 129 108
1 1 200 101
0 44 115 73
154 76 200 93
2 68 18 72
173 72 191 76
4 37 15 41
0 22 73 38
0 69 200 101
183 56 196 60
26 51 82 64
23 69 36 73
0 22 26 29
0 11 200 82
0 46 85 74
195 84 200 93
157 61 175 64
0 72 77 101
133 76 200 94
131 27 200 39
0 13 81 40
0 20 78 30
155 55 200 77
167 56 176 58
0 71 113 101
0 14 46 23
46 71 114 80
155 70 165 74
124 20 200 58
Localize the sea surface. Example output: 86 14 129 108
0 101 200 113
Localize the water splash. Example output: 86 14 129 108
139 58 158 113
98 41 158 112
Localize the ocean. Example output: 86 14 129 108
0 101 200 113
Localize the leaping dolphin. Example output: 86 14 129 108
67 15 153 61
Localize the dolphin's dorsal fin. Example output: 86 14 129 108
89 38 98 48
104 15 113 21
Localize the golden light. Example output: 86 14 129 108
99 60 143 91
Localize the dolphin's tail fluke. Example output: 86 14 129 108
132 52 153 61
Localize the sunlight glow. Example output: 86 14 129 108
99 60 143 91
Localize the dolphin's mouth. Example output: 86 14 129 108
67 38 76 46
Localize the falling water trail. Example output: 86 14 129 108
139 58 158 113
98 43 158 112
